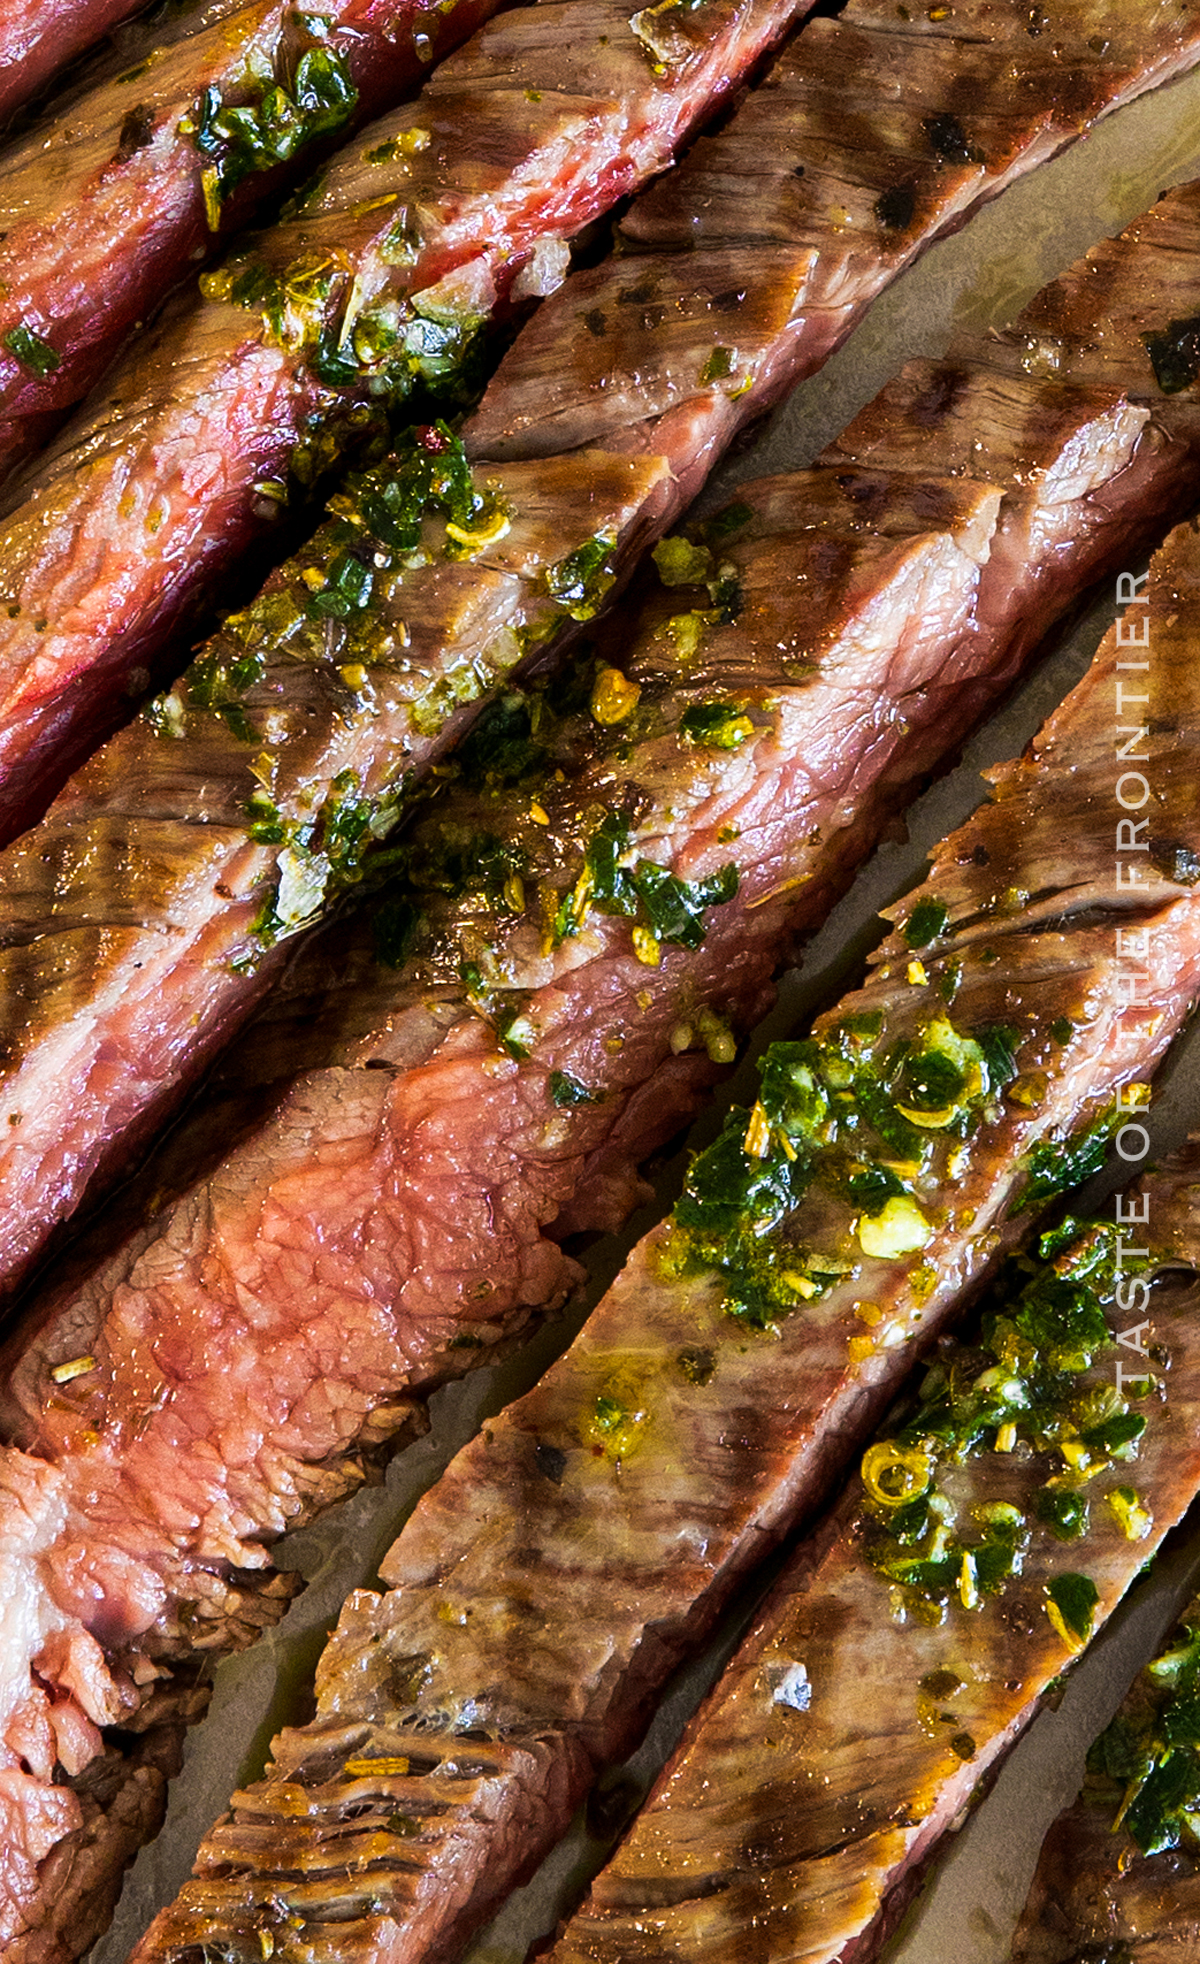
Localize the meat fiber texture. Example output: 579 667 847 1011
0 440 673 1303
0 35 833 1310
0 0 152 126
5 146 1200 1958
0 0 1191 1358
3 0 1200 1368
552 1152 1200 1964
0 0 505 481
0 0 1091 1321
0 0 861 1307
128 512 1200 1964
464 0 1200 498
0 0 1196 846
0 0 841 1299
1010 1610 1200 1964
0 108 1188 1310
0 457 1004 1964
0 0 817 837
547 512 1200 1964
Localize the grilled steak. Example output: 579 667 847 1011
6 2 1200 1330
5 148 1200 1953
0 0 818 835
0 216 830 1306
1013 1595 1200 1964
2 0 1199 843
0 432 674 1303
0 0 154 126
553 1152 1200 1964
128 507 1200 1963
0 0 504 483
0 456 1006 1963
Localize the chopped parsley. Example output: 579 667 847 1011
903 896 949 949
1089 1605 1200 1855
549 1071 599 1108
666 1011 1016 1330
679 701 755 749
1017 1109 1124 1210
1143 313 1200 395
3 324 59 377
859 1222 1155 1623
544 535 617 620
206 236 484 399
191 39 357 229
550 812 738 956
142 424 520 949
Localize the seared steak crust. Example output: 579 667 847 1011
128 511 1200 1963
3 0 1200 841
8 146 1200 1959
0 440 673 1302
7 0 1200 1336
0 0 503 483
0 0 817 835
0 464 1004 1956
546 514 1200 1963
554 1153 1200 1964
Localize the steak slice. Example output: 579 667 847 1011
1012 1592 1200 1964
127 508 1200 1962
0 434 674 1302
0 0 819 835
0 0 505 484
0 0 153 126
2 0 1199 843
553 1154 1200 1964
7 10 1200 1325
3 160 1200 1949
0 463 1005 1958
544 513 1200 1964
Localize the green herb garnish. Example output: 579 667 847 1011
3 325 59 377
549 1071 599 1108
191 41 357 227
679 701 754 749
550 812 738 954
903 896 949 948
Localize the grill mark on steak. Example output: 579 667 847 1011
544 524 1200 1964
0 444 674 1301
0 451 1005 1955
0 0 506 487
5 147 1200 1958
0 0 152 128
0 0 1198 846
551 1190 1200 1964
5 1 1200 1355
0 0 822 838
125 494 1200 1960
2 61 1200 1359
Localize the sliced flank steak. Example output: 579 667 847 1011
0 0 819 834
0 0 505 483
9 74 1200 1963
1 0 1198 840
554 1151 1200 1963
133 510 1200 1964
